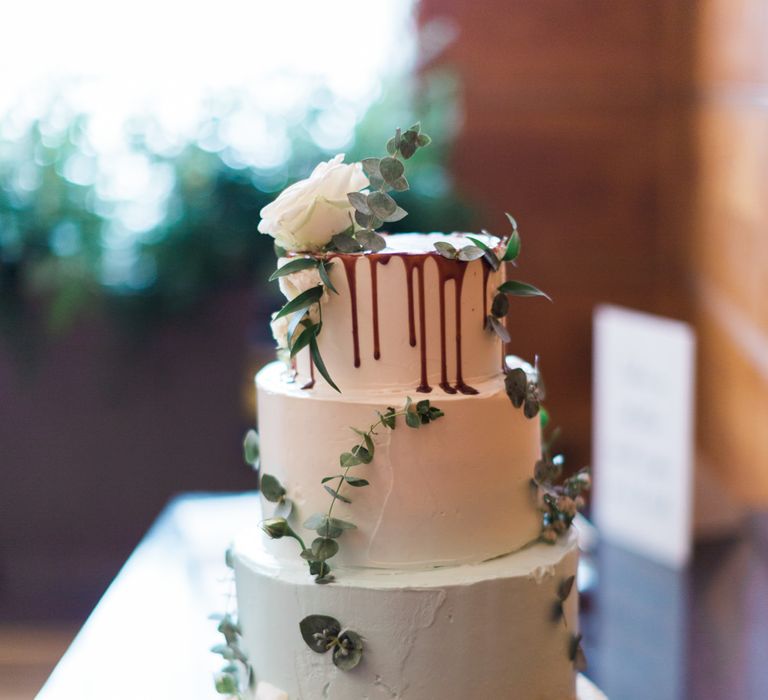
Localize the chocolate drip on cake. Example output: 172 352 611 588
400 255 431 393
433 255 478 395
368 255 391 361
339 255 361 368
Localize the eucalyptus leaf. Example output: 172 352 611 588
347 192 370 214
319 261 338 294
333 630 364 671
331 232 363 253
324 484 352 504
311 537 339 561
405 411 420 429
268 257 319 281
390 175 409 192
487 315 511 343
457 245 485 262
350 444 372 464
383 206 408 223
340 452 362 467
524 397 540 419
367 191 397 219
381 407 397 429
416 133 431 147
344 476 369 487
379 156 405 183
328 517 356 531
505 212 518 231
242 429 260 466
491 292 510 318
505 367 528 408
482 249 501 271
361 158 381 178
386 137 397 155
299 614 341 653
310 336 340 393
558 575 576 602
303 513 328 530
568 633 587 671
399 137 417 159
260 473 286 503
497 280 551 301
274 285 324 320
356 230 387 252
434 241 457 259
354 209 372 229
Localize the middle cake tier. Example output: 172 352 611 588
257 360 542 569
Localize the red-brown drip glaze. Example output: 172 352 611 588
301 353 316 390
368 255 391 361
400 255 431 392
434 255 478 395
339 255 361 368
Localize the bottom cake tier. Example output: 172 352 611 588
232 529 581 700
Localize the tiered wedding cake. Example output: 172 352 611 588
212 126 600 700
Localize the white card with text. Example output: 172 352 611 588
592 305 696 568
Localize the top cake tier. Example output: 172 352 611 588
283 233 504 394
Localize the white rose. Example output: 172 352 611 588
269 311 290 350
258 154 369 251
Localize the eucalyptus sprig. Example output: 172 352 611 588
532 417 591 544
210 612 253 697
269 397 444 583
299 614 364 671
269 258 340 392
333 122 432 254
210 552 254 697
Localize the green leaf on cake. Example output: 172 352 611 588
323 484 352 504
505 367 528 408
491 292 510 318
379 156 405 184
568 633 587 671
290 321 320 358
330 231 364 253
434 241 457 259
356 230 387 252
274 285 324 320
340 452 362 468
268 257 319 281
367 191 397 219
497 280 551 301
457 245 485 262
361 158 381 179
503 229 521 262
319 261 338 294
347 191 370 214
309 336 340 393
260 473 286 503
333 630 364 671
350 444 373 464
487 315 511 343
558 575 576 602
344 475 369 487
405 410 421 429
311 537 339 561
242 429 260 467
299 615 342 653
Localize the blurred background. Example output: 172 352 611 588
1 0 767 698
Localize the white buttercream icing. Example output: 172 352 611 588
234 521 580 700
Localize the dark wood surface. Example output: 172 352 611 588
37 494 768 700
